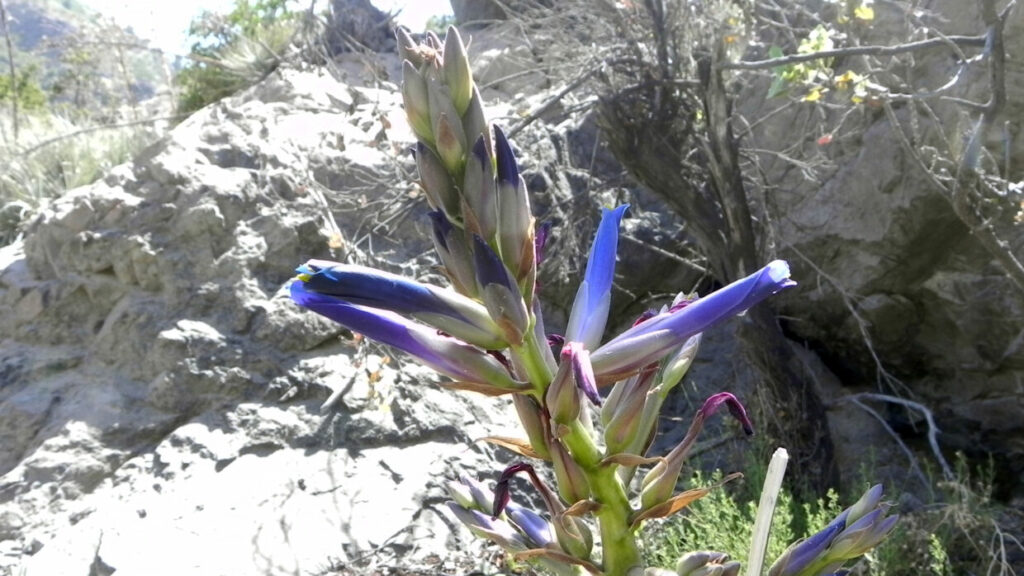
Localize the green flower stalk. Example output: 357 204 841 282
286 24 896 576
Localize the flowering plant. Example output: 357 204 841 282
290 26 896 576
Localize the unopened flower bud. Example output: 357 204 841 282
446 479 477 509
395 27 421 67
602 366 658 454
428 211 477 298
416 142 460 220
473 235 530 345
512 394 551 460
495 126 535 282
443 26 473 115
462 87 489 156
462 137 498 242
553 513 593 560
660 333 702 390
546 347 581 427
447 502 529 552
401 61 433 144
427 76 466 174
550 440 590 505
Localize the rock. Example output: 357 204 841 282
326 0 395 55
450 0 509 25
0 65 528 576
724 0 1024 500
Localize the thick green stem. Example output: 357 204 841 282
562 420 642 576
514 327 642 576
514 325 555 391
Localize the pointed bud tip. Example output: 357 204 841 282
494 125 519 186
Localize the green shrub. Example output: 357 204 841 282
0 66 47 112
0 114 157 206
867 455 1020 576
175 0 298 115
642 469 846 569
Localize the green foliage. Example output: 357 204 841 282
0 114 158 206
0 66 47 111
642 452 1021 576
646 465 909 573
424 14 457 35
866 455 1020 576
643 469 849 569
175 0 297 115
765 1 879 103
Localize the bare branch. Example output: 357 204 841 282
18 115 187 157
507 64 600 139
721 34 986 71
836 392 953 483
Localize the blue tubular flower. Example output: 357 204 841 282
296 260 507 350
564 205 629 352
590 260 796 382
290 281 522 389
768 516 847 576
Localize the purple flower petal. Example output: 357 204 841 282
494 125 519 188
564 205 629 351
699 392 754 436
291 281 518 388
591 260 796 380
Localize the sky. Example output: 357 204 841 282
78 0 452 56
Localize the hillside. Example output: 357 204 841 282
1 0 167 113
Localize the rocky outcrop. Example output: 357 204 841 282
0 63 529 575
734 0 1024 500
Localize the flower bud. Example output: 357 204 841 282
660 333 702 390
473 235 530 345
446 479 477 509
550 440 590 505
553 513 593 560
846 483 883 524
395 27 422 67
495 126 535 282
416 142 460 220
401 61 433 144
507 504 553 547
546 347 581 427
461 86 490 157
443 26 473 115
513 394 552 460
447 502 529 552
676 552 734 576
428 210 477 298
427 75 467 174
462 137 498 242
603 367 657 455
